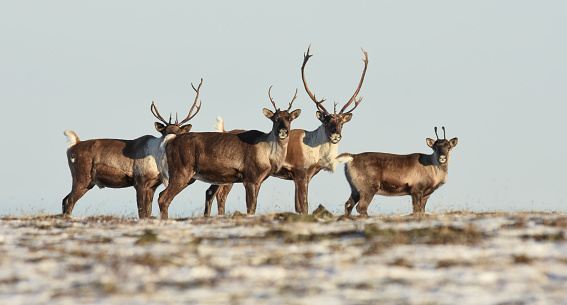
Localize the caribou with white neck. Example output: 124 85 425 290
208 45 368 215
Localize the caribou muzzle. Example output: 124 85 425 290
278 128 289 139
438 154 447 164
329 133 342 144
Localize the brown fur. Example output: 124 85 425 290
207 113 353 216
338 133 458 216
207 46 367 216
283 130 307 170
63 130 190 218
157 106 301 219
62 80 203 218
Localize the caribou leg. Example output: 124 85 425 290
293 173 310 214
411 192 425 215
204 185 220 217
215 184 233 216
62 181 92 216
344 186 361 216
158 175 193 220
419 194 430 214
243 182 260 215
135 184 157 219
355 193 373 216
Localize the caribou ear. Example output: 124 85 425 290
155 122 166 133
342 113 353 123
426 138 436 148
180 124 193 134
449 137 458 147
290 109 301 121
263 108 275 119
316 111 325 122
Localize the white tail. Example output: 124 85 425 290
64 130 80 148
214 116 225 132
336 153 354 163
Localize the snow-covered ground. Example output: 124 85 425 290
1 211 566 305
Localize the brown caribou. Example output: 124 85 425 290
337 127 458 216
157 86 301 219
62 79 203 218
206 45 368 216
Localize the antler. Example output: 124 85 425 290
286 88 298 111
178 78 203 126
151 101 170 124
434 127 439 139
268 85 278 110
269 86 298 112
301 45 330 115
339 47 368 115
442 126 446 139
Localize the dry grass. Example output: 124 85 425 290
2 208 565 252
363 223 483 245
1 208 566 305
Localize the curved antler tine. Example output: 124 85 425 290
183 100 201 124
301 45 330 115
286 88 298 111
302 44 313 70
178 78 203 125
268 85 279 111
314 98 329 115
151 101 169 124
175 113 179 125
442 126 446 139
434 127 439 139
340 47 369 115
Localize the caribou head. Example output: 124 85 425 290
263 86 301 140
426 126 458 164
301 45 368 144
151 78 203 136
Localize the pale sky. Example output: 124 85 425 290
1 1 566 217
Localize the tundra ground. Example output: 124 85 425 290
1 208 566 305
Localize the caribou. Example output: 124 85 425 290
157 87 301 219
207 45 368 216
62 79 203 218
337 127 458 216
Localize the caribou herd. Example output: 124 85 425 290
63 46 458 219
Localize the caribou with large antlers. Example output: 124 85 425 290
157 87 301 219
337 127 458 216
207 45 368 215
62 79 203 218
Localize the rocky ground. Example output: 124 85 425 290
1 207 566 305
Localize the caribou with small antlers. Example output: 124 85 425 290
337 127 458 216
207 45 368 215
157 87 301 219
62 79 203 218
